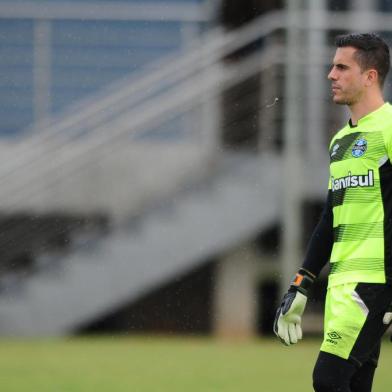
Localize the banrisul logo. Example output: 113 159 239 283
331 170 374 192
352 138 367 158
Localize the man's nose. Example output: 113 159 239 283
328 68 336 80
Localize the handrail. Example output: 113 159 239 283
0 46 284 207
7 11 284 141
0 11 285 178
0 1 209 22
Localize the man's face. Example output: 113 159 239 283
327 46 369 105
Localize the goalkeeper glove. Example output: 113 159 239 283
273 268 315 346
383 305 392 325
383 302 392 342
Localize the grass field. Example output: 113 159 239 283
0 336 391 391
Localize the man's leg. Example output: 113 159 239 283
313 347 379 392
349 342 380 392
314 283 391 392
313 351 356 392
349 361 377 392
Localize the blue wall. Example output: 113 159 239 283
50 20 185 112
0 19 34 135
0 1 205 136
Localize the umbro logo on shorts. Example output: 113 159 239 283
326 331 342 345
327 331 342 340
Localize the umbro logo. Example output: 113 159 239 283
326 331 342 345
327 331 342 340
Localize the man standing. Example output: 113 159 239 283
274 33 392 392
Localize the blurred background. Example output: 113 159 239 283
0 0 391 342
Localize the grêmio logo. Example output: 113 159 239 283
326 331 342 345
331 170 374 192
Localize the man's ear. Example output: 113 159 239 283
365 69 378 86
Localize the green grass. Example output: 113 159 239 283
0 336 391 391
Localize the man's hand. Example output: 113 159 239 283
383 305 392 325
273 290 307 345
383 302 392 341
273 268 315 346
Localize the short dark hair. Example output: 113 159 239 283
335 33 390 87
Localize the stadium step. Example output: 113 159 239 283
0 154 285 336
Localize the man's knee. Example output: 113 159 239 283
313 367 343 391
313 365 340 391
313 352 355 392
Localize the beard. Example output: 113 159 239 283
332 90 360 106
333 97 353 105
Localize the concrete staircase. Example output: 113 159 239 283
0 153 282 336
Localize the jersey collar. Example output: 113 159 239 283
348 102 389 128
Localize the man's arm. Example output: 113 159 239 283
273 191 333 345
302 190 334 276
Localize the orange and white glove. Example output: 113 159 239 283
273 268 315 346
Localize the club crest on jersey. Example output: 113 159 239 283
352 138 367 158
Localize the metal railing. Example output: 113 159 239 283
0 10 285 215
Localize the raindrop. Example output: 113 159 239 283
266 97 279 108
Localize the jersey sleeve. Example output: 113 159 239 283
302 190 333 277
384 129 392 161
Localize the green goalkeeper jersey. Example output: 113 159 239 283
328 102 392 287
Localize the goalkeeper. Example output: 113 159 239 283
274 33 392 392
